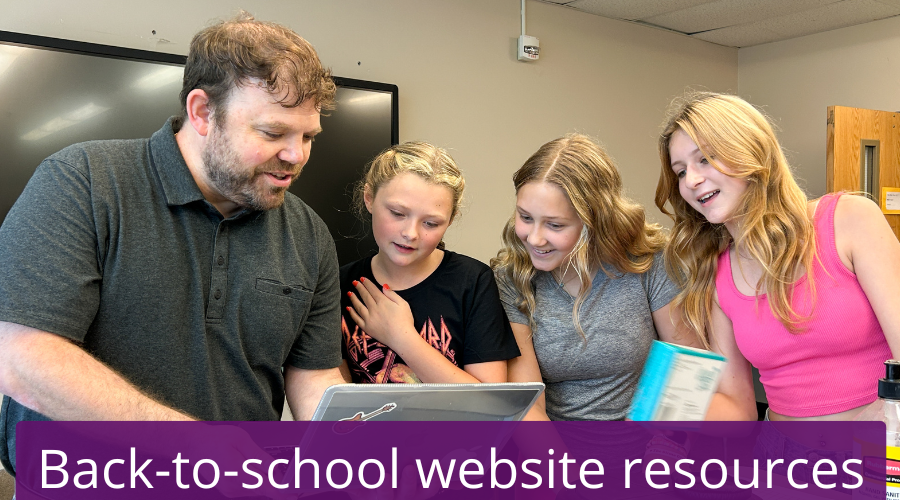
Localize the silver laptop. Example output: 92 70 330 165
311 382 545 421
268 383 543 493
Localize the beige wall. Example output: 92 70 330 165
2 0 737 263
739 15 900 198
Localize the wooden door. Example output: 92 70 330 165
826 105 900 240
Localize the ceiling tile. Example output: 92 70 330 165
757 0 900 38
644 0 840 34
691 24 785 47
564 0 716 21
553 0 900 48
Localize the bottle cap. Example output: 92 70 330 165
879 360 900 400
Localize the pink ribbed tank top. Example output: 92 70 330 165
715 193 890 417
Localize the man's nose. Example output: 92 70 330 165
278 139 307 166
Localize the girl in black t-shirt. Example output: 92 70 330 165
340 142 519 384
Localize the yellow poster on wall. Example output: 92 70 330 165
882 187 900 215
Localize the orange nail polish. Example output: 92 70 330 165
383 284 390 290
346 291 352 297
360 277 366 282
352 280 359 286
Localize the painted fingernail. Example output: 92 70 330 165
352 280 359 286
383 284 390 290
360 277 366 282
346 306 351 311
346 291 353 297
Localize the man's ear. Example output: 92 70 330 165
185 89 212 136
363 184 375 214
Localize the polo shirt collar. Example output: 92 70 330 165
149 116 207 207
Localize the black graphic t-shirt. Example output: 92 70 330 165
340 251 520 383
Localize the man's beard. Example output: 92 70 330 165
201 125 299 212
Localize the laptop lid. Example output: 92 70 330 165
310 382 545 422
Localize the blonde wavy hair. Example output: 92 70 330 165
492 134 667 337
355 141 465 249
655 92 816 348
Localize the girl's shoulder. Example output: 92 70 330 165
617 249 667 280
810 191 878 224
832 192 882 219
339 254 375 284
437 251 493 278
831 193 886 272
646 249 668 271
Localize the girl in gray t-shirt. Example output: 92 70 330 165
491 134 696 421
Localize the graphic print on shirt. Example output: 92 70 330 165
342 315 457 383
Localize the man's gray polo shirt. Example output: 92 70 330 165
0 118 342 474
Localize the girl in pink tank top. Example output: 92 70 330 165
654 92 900 421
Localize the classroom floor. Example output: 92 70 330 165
0 468 12 500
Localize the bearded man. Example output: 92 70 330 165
0 12 345 477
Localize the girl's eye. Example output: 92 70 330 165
548 223 563 230
518 214 532 222
390 210 404 218
700 157 709 164
424 221 439 229
675 169 686 179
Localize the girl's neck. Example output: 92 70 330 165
371 249 445 291
727 229 756 267
723 216 742 242
551 263 598 297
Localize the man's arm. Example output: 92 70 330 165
283 365 345 420
0 321 193 421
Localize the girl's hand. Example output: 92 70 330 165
346 277 488 385
346 277 416 348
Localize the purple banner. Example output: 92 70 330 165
15 421 886 499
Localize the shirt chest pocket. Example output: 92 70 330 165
241 278 315 366
255 278 314 301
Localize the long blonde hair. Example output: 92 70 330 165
655 92 816 348
492 134 666 337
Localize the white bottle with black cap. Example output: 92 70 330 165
854 359 900 498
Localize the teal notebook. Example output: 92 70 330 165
628 340 726 421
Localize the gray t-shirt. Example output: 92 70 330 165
0 118 342 474
497 253 677 421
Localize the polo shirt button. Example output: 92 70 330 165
282 287 292 295
217 256 225 266
214 289 222 299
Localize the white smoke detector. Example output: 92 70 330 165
517 35 540 61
